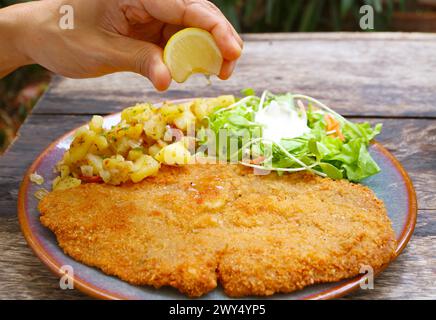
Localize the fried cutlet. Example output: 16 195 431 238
38 164 397 297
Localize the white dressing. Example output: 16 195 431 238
255 100 310 142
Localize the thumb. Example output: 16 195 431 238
112 37 172 91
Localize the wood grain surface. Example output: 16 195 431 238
0 33 434 300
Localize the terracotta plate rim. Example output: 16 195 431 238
17 101 418 300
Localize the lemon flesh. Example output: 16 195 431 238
164 28 223 83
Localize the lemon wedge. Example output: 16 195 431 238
163 28 223 83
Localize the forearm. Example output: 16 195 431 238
0 2 37 78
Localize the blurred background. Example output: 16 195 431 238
1 0 436 153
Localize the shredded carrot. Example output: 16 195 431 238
250 156 265 165
324 114 345 141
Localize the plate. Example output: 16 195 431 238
18 103 417 300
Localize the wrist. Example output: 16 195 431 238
0 2 37 70
11 1 58 66
1 0 63 69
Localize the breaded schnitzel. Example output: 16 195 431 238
39 164 397 297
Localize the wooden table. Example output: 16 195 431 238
0 33 435 300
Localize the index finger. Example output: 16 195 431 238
140 0 243 61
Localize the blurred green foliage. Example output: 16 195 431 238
212 0 414 32
0 0 29 6
0 64 49 153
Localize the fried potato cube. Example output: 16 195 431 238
173 109 196 131
121 103 152 124
192 96 237 119
60 150 71 166
148 140 168 157
192 99 209 121
143 114 166 140
127 124 143 140
59 164 70 178
214 95 235 108
127 148 144 161
148 144 162 157
159 103 186 121
52 176 82 191
203 95 236 115
114 136 131 156
95 135 109 150
29 172 44 185
154 141 191 165
102 156 133 185
98 169 111 183
69 129 96 163
130 155 160 183
88 135 109 154
107 123 129 142
86 154 103 173
89 115 104 134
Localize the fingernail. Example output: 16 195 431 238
152 63 171 91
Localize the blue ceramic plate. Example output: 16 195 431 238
18 105 417 300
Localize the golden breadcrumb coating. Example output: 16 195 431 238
39 164 396 297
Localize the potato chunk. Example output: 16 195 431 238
102 156 133 185
143 114 166 140
52 176 82 191
130 155 160 183
173 109 196 131
121 103 152 124
69 129 96 163
89 115 104 134
160 103 186 121
154 141 191 165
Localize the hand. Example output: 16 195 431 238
0 0 243 90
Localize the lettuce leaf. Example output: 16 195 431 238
203 89 382 182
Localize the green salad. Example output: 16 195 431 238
198 89 382 182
